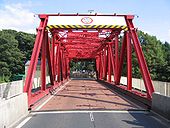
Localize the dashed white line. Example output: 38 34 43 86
89 112 94 122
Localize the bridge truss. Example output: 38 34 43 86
24 14 154 107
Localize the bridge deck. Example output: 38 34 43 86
16 79 169 128
39 79 139 111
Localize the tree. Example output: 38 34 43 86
0 29 35 82
159 41 170 81
137 31 167 80
15 32 35 62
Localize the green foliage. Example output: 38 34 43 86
15 32 35 61
0 29 169 82
119 30 170 82
70 60 95 72
137 31 169 81
0 29 35 82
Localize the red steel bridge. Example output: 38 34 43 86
24 13 154 107
16 13 170 128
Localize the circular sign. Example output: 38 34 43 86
81 17 93 24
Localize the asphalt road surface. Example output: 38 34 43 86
18 110 168 128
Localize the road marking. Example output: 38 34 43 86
15 81 71 128
35 80 70 110
16 116 32 128
89 112 94 122
31 110 148 114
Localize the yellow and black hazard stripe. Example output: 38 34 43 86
46 25 128 31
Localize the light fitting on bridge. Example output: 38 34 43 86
88 10 94 14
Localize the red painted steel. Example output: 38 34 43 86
103 47 107 80
107 46 111 83
24 14 155 107
115 33 119 83
108 43 116 81
116 33 127 84
41 32 46 91
46 34 54 85
125 16 154 99
126 31 132 90
24 16 48 105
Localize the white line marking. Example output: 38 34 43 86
15 81 71 128
16 116 32 128
89 112 94 122
35 80 70 110
31 110 148 114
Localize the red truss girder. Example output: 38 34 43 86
24 14 154 107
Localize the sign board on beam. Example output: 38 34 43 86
47 16 127 30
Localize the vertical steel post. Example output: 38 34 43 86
95 57 99 80
115 33 119 84
107 46 111 83
55 43 59 81
116 33 127 84
41 32 46 91
125 15 154 99
67 58 70 79
100 53 104 79
63 55 66 79
46 35 54 85
98 56 101 79
103 47 107 80
98 55 101 79
57 48 61 82
59 49 63 81
24 15 48 104
108 43 116 81
126 32 132 90
51 34 55 78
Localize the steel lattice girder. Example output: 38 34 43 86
24 14 155 107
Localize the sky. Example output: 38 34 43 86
0 0 170 43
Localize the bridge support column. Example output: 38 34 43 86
108 42 116 82
126 31 132 90
99 53 104 80
115 33 119 84
125 15 154 99
24 15 48 105
116 32 127 84
107 46 111 83
103 47 108 80
60 49 63 81
46 34 54 85
57 45 61 82
66 58 70 79
41 32 46 91
95 57 99 80
51 34 55 79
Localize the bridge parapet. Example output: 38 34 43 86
0 93 28 128
152 92 170 120
0 80 23 100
